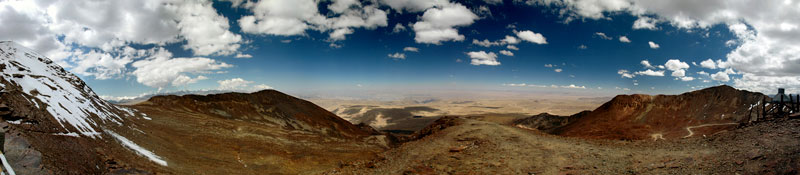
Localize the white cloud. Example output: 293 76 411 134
680 76 695 81
131 48 232 88
560 84 586 89
169 1 243 56
216 78 273 92
619 36 631 43
697 71 709 76
515 30 548 44
618 69 635 78
594 32 612 40
473 39 502 47
520 0 632 21
412 2 478 44
633 16 658 30
388 52 406 59
544 64 555 68
392 23 407 33
634 69 665 76
640 60 652 68
506 45 519 50
648 41 660 49
467 51 500 66
711 71 731 82
239 0 388 41
217 78 253 91
699 59 717 69
499 50 514 56
502 35 521 45
578 45 588 49
234 53 253 58
172 75 208 87
664 59 689 71
403 47 419 52
379 0 446 13
253 84 274 91
518 0 800 93
671 69 686 77
554 68 563 72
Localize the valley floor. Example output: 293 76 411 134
330 117 800 174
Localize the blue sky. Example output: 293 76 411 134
2 0 798 99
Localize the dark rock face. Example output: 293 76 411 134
558 85 767 140
512 111 590 134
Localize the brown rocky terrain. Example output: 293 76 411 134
512 111 590 133
330 116 800 174
1 41 389 174
124 90 391 174
517 85 767 140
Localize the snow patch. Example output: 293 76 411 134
0 42 123 138
106 130 167 166
6 120 21 125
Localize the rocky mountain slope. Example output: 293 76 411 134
0 41 389 174
557 85 767 140
512 111 590 133
0 41 160 174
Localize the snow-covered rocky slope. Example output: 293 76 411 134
0 41 163 174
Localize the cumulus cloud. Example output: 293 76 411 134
499 50 514 56
392 23 407 33
473 39 502 47
388 52 406 59
239 0 388 41
544 64 555 68
618 69 635 78
640 60 653 68
699 59 717 69
380 0 446 13
519 0 632 21
502 35 521 45
216 78 272 92
412 2 478 44
0 0 252 90
633 16 658 30
515 30 548 44
711 71 731 82
506 45 519 50
403 47 419 52
467 51 500 66
680 76 695 81
664 59 689 71
554 68 563 72
235 53 253 58
671 69 686 77
131 48 232 88
635 69 665 76
594 32 612 40
619 36 631 43
648 41 660 49
519 0 800 93
218 78 250 90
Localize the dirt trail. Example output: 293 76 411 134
682 123 738 138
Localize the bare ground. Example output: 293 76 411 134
329 117 800 174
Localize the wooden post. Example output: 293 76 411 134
762 97 766 119
791 95 795 113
